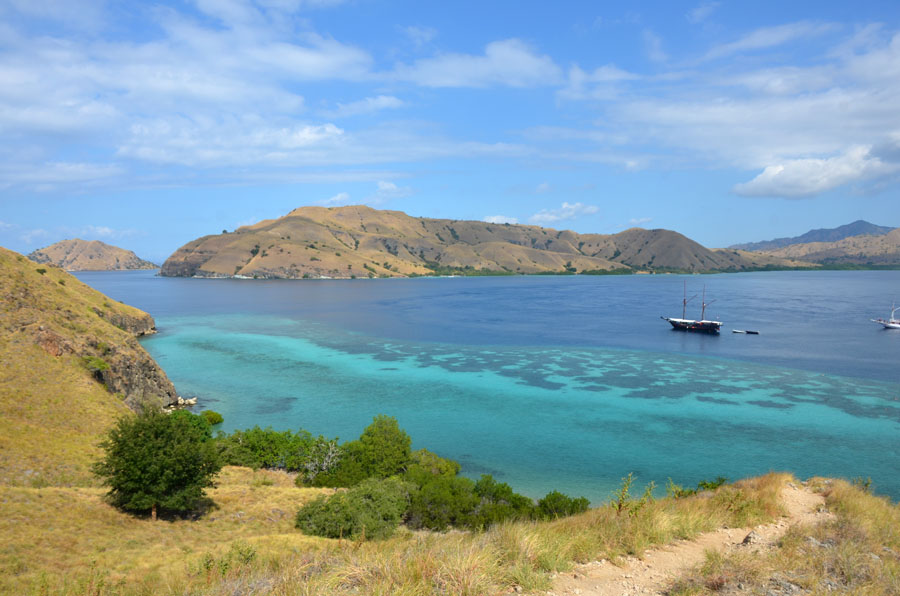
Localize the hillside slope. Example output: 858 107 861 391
0 247 177 485
764 228 900 264
161 205 808 279
730 220 896 252
29 239 157 271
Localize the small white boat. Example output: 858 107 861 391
871 302 900 329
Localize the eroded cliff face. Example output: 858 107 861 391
1 247 177 411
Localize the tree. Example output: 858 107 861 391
93 408 221 520
357 415 411 479
295 477 413 540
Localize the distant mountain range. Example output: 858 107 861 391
160 205 810 279
29 239 157 271
729 220 895 252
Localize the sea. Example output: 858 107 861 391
74 270 900 502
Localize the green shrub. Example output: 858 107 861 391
200 410 224 426
216 426 315 471
295 477 413 540
535 490 590 520
406 474 479 531
312 416 412 488
473 474 535 527
81 355 110 372
36 268 47 275
170 410 213 440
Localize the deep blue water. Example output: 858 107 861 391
75 270 900 501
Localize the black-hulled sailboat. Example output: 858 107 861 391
661 282 722 334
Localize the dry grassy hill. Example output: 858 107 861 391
0 247 176 486
29 239 157 271
161 205 808 279
763 228 900 265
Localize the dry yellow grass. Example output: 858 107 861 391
669 477 900 595
0 470 788 595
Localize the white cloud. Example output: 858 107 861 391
529 202 599 224
535 182 551 193
643 30 667 63
687 2 719 24
483 215 518 224
394 39 562 87
321 191 350 205
629 217 653 225
321 95 405 118
20 228 50 244
369 180 413 203
733 145 900 198
0 220 13 230
402 25 437 48
704 21 838 60
558 64 639 101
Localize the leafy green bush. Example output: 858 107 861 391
200 410 224 426
81 355 110 372
311 416 412 487
535 490 590 520
406 474 479 531
216 426 315 471
473 474 535 527
93 408 221 520
295 477 413 540
170 410 213 440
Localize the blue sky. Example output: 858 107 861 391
1 0 899 263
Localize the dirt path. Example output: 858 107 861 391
546 483 831 596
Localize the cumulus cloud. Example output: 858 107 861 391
394 39 562 87
483 215 518 224
529 202 599 224
321 95 405 118
733 146 900 197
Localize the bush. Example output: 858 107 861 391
473 474 535 527
535 490 590 520
295 477 413 541
92 407 221 520
406 474 479 531
216 426 315 471
311 416 412 487
200 410 224 426
170 410 213 440
357 415 411 478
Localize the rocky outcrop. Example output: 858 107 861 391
29 239 157 271
1 247 177 411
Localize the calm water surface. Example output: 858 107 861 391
76 270 900 501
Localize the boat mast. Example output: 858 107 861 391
682 281 697 319
700 286 716 321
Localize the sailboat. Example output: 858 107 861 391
661 282 722 334
871 303 900 329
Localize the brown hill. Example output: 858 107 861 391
762 228 900 265
161 205 808 278
0 247 177 485
29 239 157 271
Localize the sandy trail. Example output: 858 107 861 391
546 483 831 596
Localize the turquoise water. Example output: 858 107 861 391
75 271 900 502
141 313 900 502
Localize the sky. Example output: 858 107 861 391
1 0 899 263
